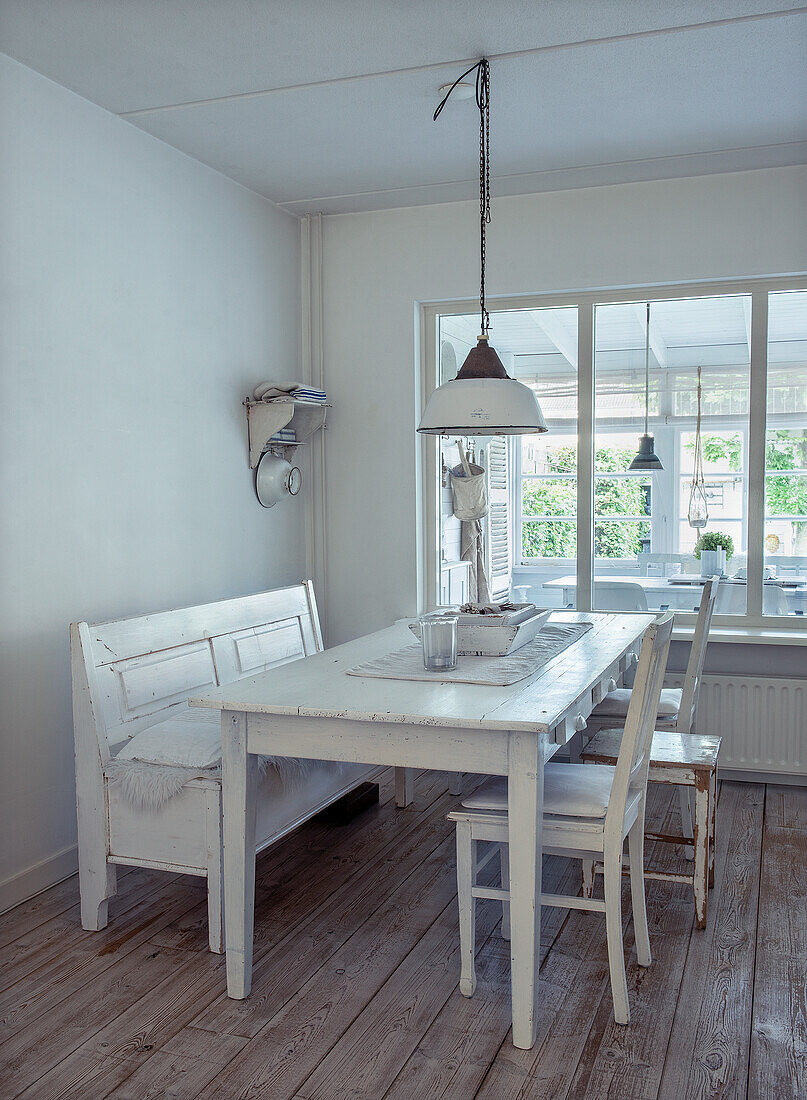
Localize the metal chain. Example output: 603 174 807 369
477 60 491 335
434 58 492 336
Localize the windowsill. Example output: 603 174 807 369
672 625 807 646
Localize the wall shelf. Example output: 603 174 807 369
244 398 328 468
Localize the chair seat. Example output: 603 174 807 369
461 763 641 821
592 686 681 720
582 729 722 773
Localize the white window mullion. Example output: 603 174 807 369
577 303 594 611
747 291 769 621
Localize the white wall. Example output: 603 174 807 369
320 166 807 643
0 55 301 909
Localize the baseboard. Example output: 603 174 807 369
0 844 78 916
718 767 807 786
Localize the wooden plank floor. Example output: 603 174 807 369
1 770 805 1100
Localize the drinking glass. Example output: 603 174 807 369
419 613 459 671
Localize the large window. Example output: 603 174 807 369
426 279 807 625
765 290 807 616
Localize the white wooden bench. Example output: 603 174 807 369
70 581 378 952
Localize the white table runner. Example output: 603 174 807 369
346 621 593 686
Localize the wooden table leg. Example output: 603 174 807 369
221 710 258 998
693 774 710 930
507 731 544 1050
395 767 414 807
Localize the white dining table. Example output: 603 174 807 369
191 610 653 1050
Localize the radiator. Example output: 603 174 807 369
666 674 807 778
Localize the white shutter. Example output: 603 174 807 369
484 438 512 602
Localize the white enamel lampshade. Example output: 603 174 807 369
418 336 547 436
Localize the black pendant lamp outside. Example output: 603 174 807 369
418 60 546 436
628 302 663 471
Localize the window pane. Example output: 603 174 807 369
507 306 579 607
594 295 750 613
765 291 807 616
523 478 576 517
438 306 578 610
522 520 576 560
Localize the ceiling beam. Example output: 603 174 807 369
529 311 577 369
632 303 668 369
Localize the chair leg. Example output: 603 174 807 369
708 770 717 890
76 772 116 931
455 821 477 996
79 861 116 932
679 786 694 860
448 772 463 796
582 859 595 899
603 851 630 1025
693 779 710 930
500 844 510 941
628 821 651 968
205 790 225 954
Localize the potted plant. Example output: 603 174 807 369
694 531 734 577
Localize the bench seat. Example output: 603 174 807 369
71 581 379 952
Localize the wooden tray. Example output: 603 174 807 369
409 608 553 657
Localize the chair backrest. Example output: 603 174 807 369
605 613 674 842
676 577 718 734
714 581 745 615
71 581 322 765
594 581 649 612
763 584 790 615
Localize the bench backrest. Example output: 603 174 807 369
71 582 323 764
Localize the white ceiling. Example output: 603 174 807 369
2 1 806 215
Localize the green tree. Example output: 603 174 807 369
689 431 807 553
522 444 651 559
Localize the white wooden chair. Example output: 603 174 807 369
448 614 674 1025
593 580 649 612
587 577 718 839
71 582 377 953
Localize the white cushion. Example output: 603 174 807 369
462 763 635 820
593 686 681 720
115 707 223 769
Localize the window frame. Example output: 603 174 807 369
418 275 807 631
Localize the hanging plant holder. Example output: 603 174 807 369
688 366 709 529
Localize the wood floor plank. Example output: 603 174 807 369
475 786 676 1100
0 868 135 952
191 836 461 1100
748 790 807 1100
380 938 513 1100
374 853 582 1100
0 866 184 998
148 768 447 954
17 776 463 1099
294 887 505 1100
2 777 804 1100
0 942 191 1098
764 783 807 831
658 782 765 1100
0 877 203 1047
190 783 472 1039
561 787 698 1100
104 1028 248 1100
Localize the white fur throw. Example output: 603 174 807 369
105 707 320 810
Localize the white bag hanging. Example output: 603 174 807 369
450 442 488 521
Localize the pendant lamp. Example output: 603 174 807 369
418 60 547 437
628 302 663 471
688 365 709 527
